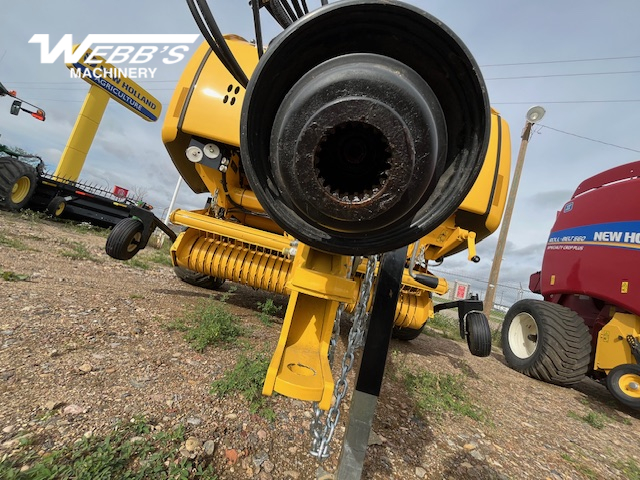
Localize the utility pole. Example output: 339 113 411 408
483 106 545 318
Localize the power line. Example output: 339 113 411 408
486 70 640 80
493 99 640 105
480 55 640 67
537 124 640 153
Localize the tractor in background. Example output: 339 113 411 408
502 160 640 409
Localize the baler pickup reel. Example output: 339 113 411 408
106 0 510 471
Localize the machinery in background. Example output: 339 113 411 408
502 160 640 410
0 52 160 226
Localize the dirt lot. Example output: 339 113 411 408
0 209 639 479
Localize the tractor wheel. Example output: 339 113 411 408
501 299 591 386
392 321 427 341
606 364 640 409
47 196 67 217
173 266 226 290
466 311 492 357
0 157 38 211
105 218 145 260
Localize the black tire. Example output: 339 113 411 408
173 266 226 290
501 299 591 386
47 196 66 217
0 157 38 211
465 311 492 357
392 321 427 341
606 364 640 409
105 218 145 260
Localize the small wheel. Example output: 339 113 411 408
47 196 66 217
0 157 38 211
173 266 226 290
607 364 640 409
465 311 492 357
392 322 426 341
105 218 145 260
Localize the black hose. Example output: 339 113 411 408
186 0 249 87
290 0 305 18
251 0 264 59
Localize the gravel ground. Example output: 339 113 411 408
1 210 639 479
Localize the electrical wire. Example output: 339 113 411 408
486 70 640 81
481 55 640 67
537 124 640 153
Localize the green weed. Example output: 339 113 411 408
491 327 502 348
146 249 173 267
0 416 217 479
60 241 98 262
424 313 460 340
403 369 486 422
256 298 282 325
167 299 245 351
19 209 47 223
0 233 31 251
1 270 30 282
126 257 150 270
210 352 274 420
614 458 640 480
560 452 597 479
567 410 609 429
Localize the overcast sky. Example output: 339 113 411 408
1 0 639 304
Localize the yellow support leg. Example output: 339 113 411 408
263 245 358 410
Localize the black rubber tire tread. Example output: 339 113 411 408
392 321 427 341
47 196 66 217
0 156 38 211
501 299 591 386
105 218 145 260
173 266 226 290
606 364 640 410
466 311 492 357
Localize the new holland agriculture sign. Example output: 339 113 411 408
67 46 161 122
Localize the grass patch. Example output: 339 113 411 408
126 257 150 270
210 352 274 420
491 327 502 348
0 416 217 479
146 249 173 267
0 233 31 251
61 221 111 237
403 369 486 422
60 241 98 262
614 459 640 480
560 453 597 479
256 298 282 325
424 313 460 340
167 299 245 351
1 270 30 282
567 410 609 429
19 209 48 223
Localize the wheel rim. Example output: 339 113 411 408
55 202 65 216
618 373 640 399
127 232 143 252
508 312 539 359
11 176 31 203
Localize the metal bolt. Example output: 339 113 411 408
219 164 228 173
186 146 203 163
628 381 639 391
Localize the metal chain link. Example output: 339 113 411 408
309 255 378 459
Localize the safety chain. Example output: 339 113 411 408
309 255 379 460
